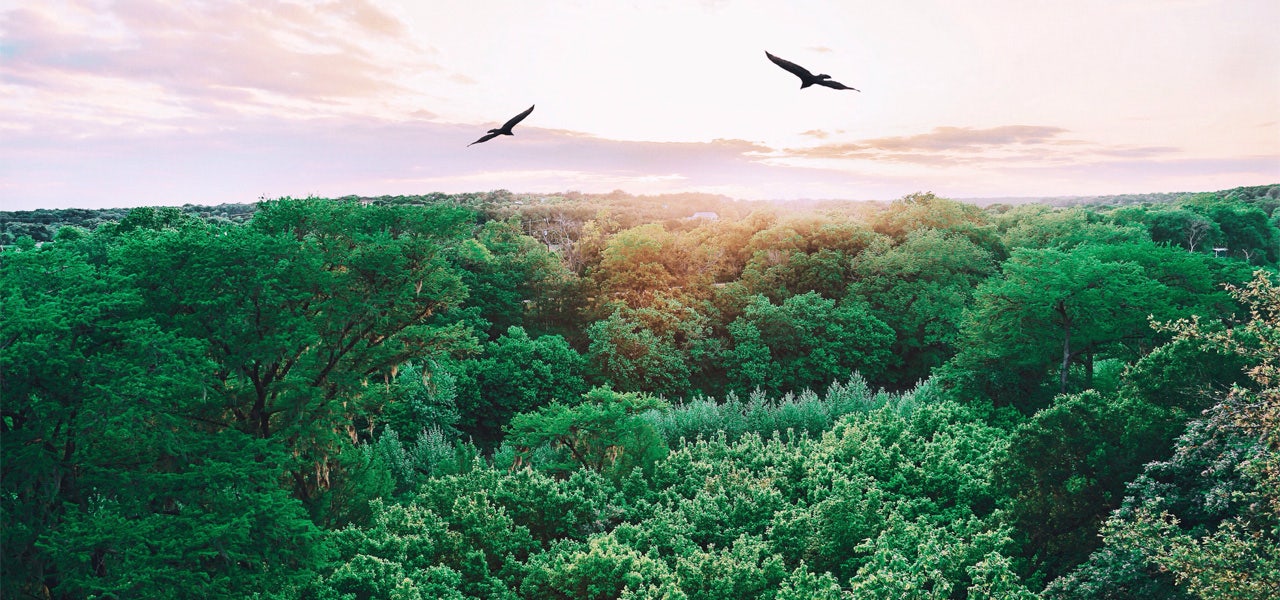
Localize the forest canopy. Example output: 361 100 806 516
3 186 1278 599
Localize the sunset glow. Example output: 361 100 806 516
2 0 1277 210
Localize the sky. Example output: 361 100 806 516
2 0 1278 211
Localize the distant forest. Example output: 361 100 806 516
3 184 1278 599
3 183 1277 246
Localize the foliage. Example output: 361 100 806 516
6 189 1277 598
994 390 1173 583
585 300 714 398
376 361 463 441
640 372 922 445
114 198 479 515
506 388 670 479
850 229 996 387
1 237 329 598
1050 270 1280 598
737 214 882 301
727 292 893 396
997 206 1148 251
449 218 577 339
955 245 1178 410
454 326 588 447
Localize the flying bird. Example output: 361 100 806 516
468 104 535 146
765 51 860 91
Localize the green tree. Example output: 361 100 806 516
413 467 622 546
506 388 669 479
872 192 1005 259
593 223 674 304
519 535 679 600
1 239 328 598
112 205 199 234
1196 199 1278 264
727 292 893 395
586 304 703 397
320 496 525 600
1049 400 1278 599
375 361 463 441
776 567 846 600
1046 271 1280 598
1113 204 1222 253
455 326 588 447
850 229 996 388
114 198 477 515
956 246 1169 409
994 390 1177 584
737 214 882 301
672 534 788 600
449 218 578 339
999 206 1148 250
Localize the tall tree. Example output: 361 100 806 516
727 292 893 395
586 305 698 398
1 239 328 598
872 192 1005 259
449 218 579 339
506 388 669 479
850 229 996 387
454 326 588 447
998 206 1148 251
114 198 477 511
1051 273 1280 597
956 246 1169 408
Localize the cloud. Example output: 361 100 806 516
0 113 802 209
788 125 1070 158
1091 146 1183 158
10 106 1261 212
871 125 1070 150
773 125 1189 169
0 0 450 129
4 109 1273 210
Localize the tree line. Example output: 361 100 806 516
2 190 1277 598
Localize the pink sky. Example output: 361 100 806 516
2 0 1278 210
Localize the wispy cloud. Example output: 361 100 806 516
772 125 1188 169
7 107 1268 211
0 0 448 130
1091 146 1184 158
0 113 793 208
785 125 1071 159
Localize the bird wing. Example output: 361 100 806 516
468 131 501 146
817 79 860 91
501 104 536 131
765 51 814 81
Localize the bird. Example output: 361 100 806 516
765 51 860 91
468 104 535 146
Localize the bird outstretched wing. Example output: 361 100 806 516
468 104 536 146
501 104 536 131
468 132 501 146
765 51 815 81
817 79 860 92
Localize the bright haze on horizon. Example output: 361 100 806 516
2 0 1278 210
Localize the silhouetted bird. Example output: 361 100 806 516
765 51 860 91
468 104 535 146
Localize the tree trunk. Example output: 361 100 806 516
1057 300 1071 394
1085 350 1094 390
